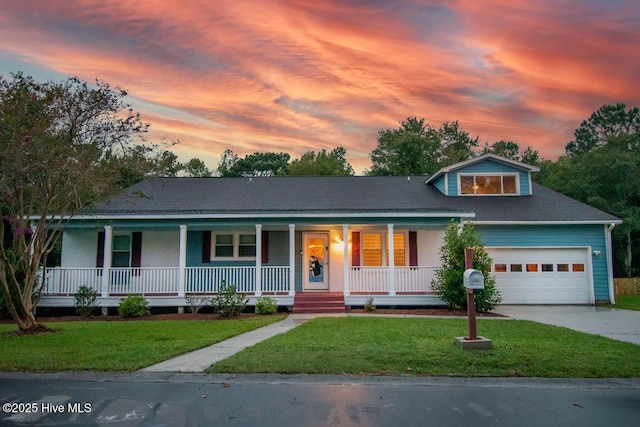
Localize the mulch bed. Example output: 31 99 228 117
1 309 503 324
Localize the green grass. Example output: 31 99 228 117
609 295 640 311
0 315 285 372
208 317 640 378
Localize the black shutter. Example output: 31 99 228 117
409 231 418 267
202 231 211 263
261 230 269 264
96 231 105 276
131 232 142 276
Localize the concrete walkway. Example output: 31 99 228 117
494 305 640 345
141 313 345 372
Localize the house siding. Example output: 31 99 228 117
447 160 531 196
61 230 100 267
141 230 179 268
433 175 446 194
476 224 610 302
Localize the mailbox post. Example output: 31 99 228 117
463 268 484 340
454 248 493 349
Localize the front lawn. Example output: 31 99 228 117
609 295 640 311
208 317 640 377
0 316 284 372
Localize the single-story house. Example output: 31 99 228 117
40 154 621 312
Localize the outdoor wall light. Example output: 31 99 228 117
592 250 602 257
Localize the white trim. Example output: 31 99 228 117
288 224 296 297
586 246 596 305
457 172 520 196
343 224 350 296
101 226 113 297
178 225 187 297
387 224 396 296
63 211 478 221
424 153 540 184
211 232 257 261
255 224 262 297
528 173 534 195
444 172 449 195
471 220 623 225
605 223 616 304
302 232 330 291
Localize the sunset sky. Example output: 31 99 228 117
1 0 638 173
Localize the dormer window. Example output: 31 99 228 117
460 174 518 195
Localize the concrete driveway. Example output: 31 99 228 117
494 305 640 345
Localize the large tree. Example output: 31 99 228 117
539 133 640 277
0 73 148 331
285 147 354 176
482 141 541 166
369 117 441 175
368 117 479 176
218 150 290 177
183 157 212 177
565 103 640 156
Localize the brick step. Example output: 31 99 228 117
293 293 345 314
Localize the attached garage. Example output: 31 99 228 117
487 248 592 304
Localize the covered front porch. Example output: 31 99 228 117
40 221 448 309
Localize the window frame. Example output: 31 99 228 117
458 173 520 196
111 234 132 268
360 231 408 267
211 232 257 260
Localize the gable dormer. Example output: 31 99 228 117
425 154 539 196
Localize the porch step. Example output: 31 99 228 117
293 292 345 313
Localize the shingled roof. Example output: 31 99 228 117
83 175 619 223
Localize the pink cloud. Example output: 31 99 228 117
0 0 638 171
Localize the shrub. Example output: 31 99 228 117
184 294 211 316
118 294 150 318
255 296 278 315
431 221 502 312
73 286 100 317
211 282 247 317
363 295 376 312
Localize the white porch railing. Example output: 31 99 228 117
186 267 256 293
109 268 180 294
395 267 436 293
350 267 390 293
41 267 102 295
41 265 432 297
349 266 436 293
261 266 290 292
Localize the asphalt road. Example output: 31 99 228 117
1 373 639 426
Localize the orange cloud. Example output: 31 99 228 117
0 0 638 171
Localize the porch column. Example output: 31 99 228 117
343 224 350 296
388 223 396 296
178 225 187 297
289 224 296 296
255 224 262 296
101 225 112 297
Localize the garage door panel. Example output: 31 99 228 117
488 248 591 304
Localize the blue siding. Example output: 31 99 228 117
447 159 531 196
476 224 610 302
433 175 446 194
266 231 289 266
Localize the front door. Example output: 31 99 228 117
303 233 329 290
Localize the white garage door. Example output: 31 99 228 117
487 248 591 304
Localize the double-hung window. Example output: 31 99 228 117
112 235 131 267
213 233 256 259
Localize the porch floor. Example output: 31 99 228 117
293 292 345 314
